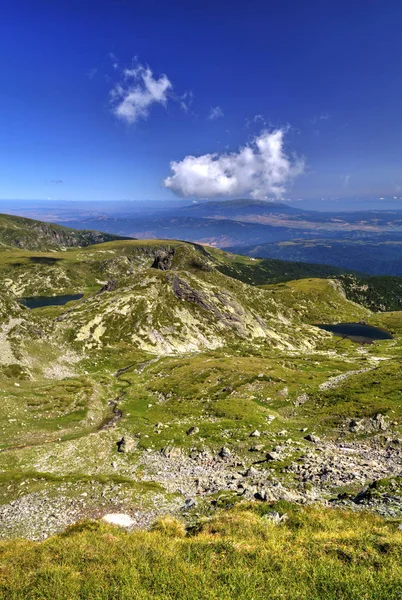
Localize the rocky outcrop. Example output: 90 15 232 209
151 249 175 270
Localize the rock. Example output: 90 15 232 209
278 386 288 398
182 498 196 510
254 489 272 501
263 511 288 524
266 415 276 423
266 451 281 461
97 280 117 294
161 446 182 459
155 422 164 429
151 249 175 270
304 434 320 443
102 513 135 528
186 426 199 436
372 413 389 431
295 393 309 406
116 436 133 453
250 429 261 437
349 419 364 433
116 436 126 452
219 446 231 458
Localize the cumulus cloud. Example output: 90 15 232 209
208 106 224 120
164 129 304 199
110 63 172 124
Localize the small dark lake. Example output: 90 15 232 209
317 322 393 344
19 294 83 309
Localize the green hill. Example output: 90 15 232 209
0 224 401 598
0 213 129 251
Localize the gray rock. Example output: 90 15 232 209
245 467 259 477
263 511 288 524
349 419 364 433
219 446 231 458
304 433 320 443
161 446 182 459
116 436 136 453
182 498 196 510
266 451 281 461
250 429 261 437
372 413 389 431
186 426 199 436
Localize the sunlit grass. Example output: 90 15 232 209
0 503 400 600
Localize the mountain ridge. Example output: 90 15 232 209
0 213 130 251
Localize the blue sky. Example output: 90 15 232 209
1 0 402 203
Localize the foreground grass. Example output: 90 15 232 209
0 503 401 600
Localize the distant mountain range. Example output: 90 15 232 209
3 199 402 275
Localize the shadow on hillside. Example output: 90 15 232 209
28 257 63 265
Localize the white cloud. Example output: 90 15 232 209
110 63 172 124
208 106 224 120
164 129 304 199
180 91 194 113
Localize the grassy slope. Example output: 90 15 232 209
0 213 127 251
0 503 401 600
0 237 402 597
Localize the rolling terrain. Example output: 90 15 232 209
0 217 401 598
0 213 128 251
5 199 402 275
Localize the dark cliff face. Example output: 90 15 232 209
0 213 129 251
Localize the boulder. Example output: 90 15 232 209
116 436 136 453
219 446 231 458
266 451 281 461
161 446 182 459
186 426 199 436
249 444 265 452
102 513 135 528
151 249 175 270
304 433 320 443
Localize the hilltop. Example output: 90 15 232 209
0 213 129 251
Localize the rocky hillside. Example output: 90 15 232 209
0 213 129 251
0 235 400 551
